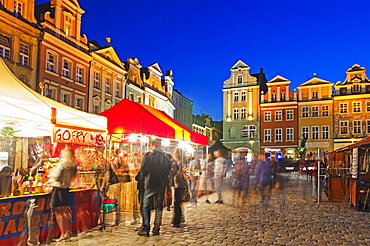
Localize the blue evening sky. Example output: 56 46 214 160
36 0 370 121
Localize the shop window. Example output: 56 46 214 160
19 42 29 66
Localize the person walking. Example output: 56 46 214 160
213 150 227 204
186 156 201 207
138 146 171 237
254 154 273 201
49 147 77 242
171 148 186 227
197 153 215 204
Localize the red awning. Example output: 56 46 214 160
99 99 208 145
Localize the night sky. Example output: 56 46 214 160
36 0 370 121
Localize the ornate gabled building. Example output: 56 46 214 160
124 57 145 104
36 0 91 111
222 60 267 161
0 0 41 90
260 75 298 161
297 75 334 156
333 64 370 149
88 38 127 114
193 114 221 145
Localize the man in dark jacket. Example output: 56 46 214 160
138 146 171 237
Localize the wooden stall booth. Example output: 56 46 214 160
0 58 108 245
328 136 370 210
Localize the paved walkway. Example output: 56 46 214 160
45 174 370 245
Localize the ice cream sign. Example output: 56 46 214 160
52 127 105 147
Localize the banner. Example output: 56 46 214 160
52 127 105 147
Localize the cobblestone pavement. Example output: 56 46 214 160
45 174 370 245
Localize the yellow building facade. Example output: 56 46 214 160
297 75 334 157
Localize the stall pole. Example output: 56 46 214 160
317 148 320 203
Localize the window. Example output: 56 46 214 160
312 106 319 117
0 34 11 59
275 111 282 121
46 52 55 72
352 84 361 93
275 128 282 141
234 92 239 102
93 72 100 89
76 66 84 84
272 94 277 101
61 92 71 106
233 108 239 119
75 97 84 110
237 75 242 84
353 120 362 134
302 126 309 140
14 1 23 16
264 129 271 142
62 59 71 78
287 110 293 120
242 125 256 138
241 108 246 119
19 43 29 66
115 83 121 97
353 102 361 113
367 121 370 134
322 105 329 116
312 126 319 140
93 105 100 114
281 93 286 101
339 103 348 113
105 77 111 94
64 15 72 36
129 92 134 100
241 91 246 101
312 91 318 99
367 102 370 112
322 126 329 139
302 106 309 117
264 111 271 121
340 121 348 134
45 86 57 100
287 128 294 141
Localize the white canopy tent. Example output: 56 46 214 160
0 58 107 137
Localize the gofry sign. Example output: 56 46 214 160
52 127 105 147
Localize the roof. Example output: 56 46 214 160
335 136 370 152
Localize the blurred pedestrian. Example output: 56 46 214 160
197 153 215 204
213 150 227 204
171 148 186 227
186 156 201 207
50 147 77 242
232 158 251 206
138 146 171 237
254 153 273 201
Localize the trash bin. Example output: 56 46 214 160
0 165 12 197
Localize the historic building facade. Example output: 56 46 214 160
333 64 370 150
222 60 266 161
88 38 127 114
0 0 41 90
193 114 222 145
173 88 193 129
36 0 91 111
260 75 298 161
297 75 334 157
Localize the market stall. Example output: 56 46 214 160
0 58 108 244
328 136 370 210
99 99 208 220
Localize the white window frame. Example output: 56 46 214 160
322 105 329 116
241 108 246 119
45 85 57 100
312 126 319 140
115 82 121 97
275 128 282 142
19 42 29 66
339 103 348 113
312 106 319 117
353 102 361 113
287 110 293 120
75 65 84 84
340 121 348 135
353 120 362 134
233 108 239 120
287 128 294 141
302 106 309 117
367 120 370 134
264 111 271 121
241 91 246 101
275 111 282 121
367 102 370 112
264 129 271 142
105 77 111 94
0 34 11 59
75 96 84 110
242 125 256 139
14 0 24 16
93 72 100 89
302 126 309 140
61 91 71 106
234 92 239 102
61 59 71 78
322 125 329 139
46 51 56 72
